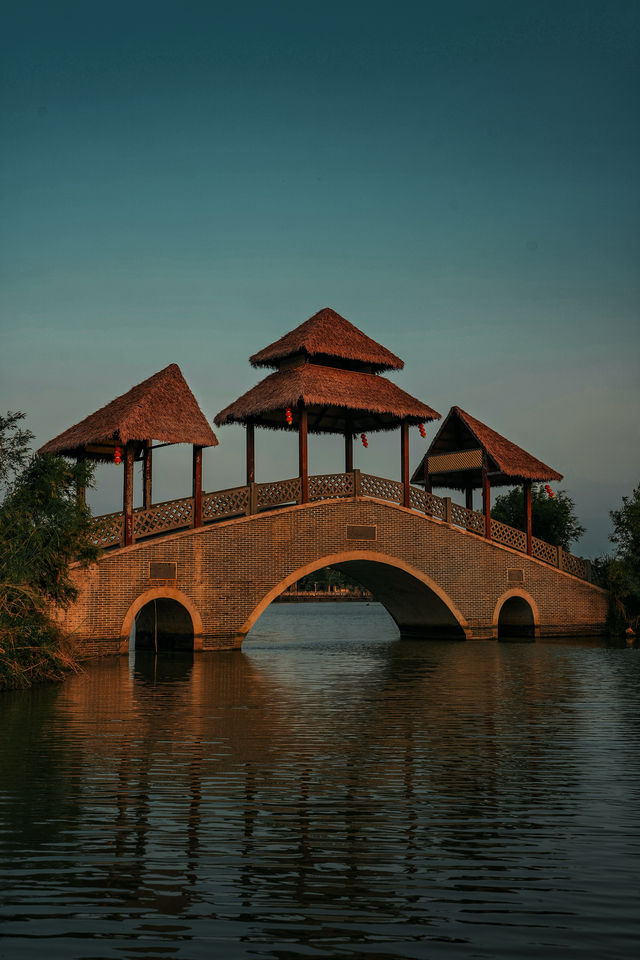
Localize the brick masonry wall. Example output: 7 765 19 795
55 498 609 655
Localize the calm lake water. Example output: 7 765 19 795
1 602 639 959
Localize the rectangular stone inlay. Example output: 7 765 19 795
149 561 177 580
346 525 377 541
507 568 524 583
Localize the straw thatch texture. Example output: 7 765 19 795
250 307 404 372
39 364 218 460
215 363 439 433
411 406 562 488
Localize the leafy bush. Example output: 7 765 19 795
0 413 100 690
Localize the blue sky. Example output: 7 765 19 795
1 0 638 556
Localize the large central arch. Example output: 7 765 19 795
240 551 470 641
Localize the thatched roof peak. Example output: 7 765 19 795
249 307 404 372
39 363 218 460
215 363 439 434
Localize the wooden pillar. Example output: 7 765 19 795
482 454 491 539
465 486 473 511
246 421 255 485
143 439 152 509
123 441 134 546
298 404 308 504
423 457 432 493
524 480 532 555
344 430 353 474
76 451 86 506
192 445 203 528
401 419 410 508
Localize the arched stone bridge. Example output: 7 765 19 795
56 472 607 654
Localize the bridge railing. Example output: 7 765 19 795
88 470 593 582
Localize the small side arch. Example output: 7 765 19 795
493 588 540 640
239 550 471 641
119 587 204 654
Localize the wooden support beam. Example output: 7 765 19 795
524 480 532 555
401 419 410 508
423 458 432 493
76 452 86 506
143 439 153 509
123 441 134 546
246 421 255 485
298 404 308 504
482 454 491 539
465 486 473 511
344 429 353 473
192 445 203 528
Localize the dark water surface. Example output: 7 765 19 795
1 603 639 959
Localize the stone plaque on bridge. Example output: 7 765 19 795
149 561 177 580
507 568 524 583
346 525 377 541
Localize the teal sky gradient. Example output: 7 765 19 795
2 0 639 556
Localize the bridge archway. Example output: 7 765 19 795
493 589 539 640
241 551 470 641
119 588 204 654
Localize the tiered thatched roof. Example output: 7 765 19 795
215 362 439 433
250 307 404 373
412 406 562 489
40 363 218 461
218 307 438 433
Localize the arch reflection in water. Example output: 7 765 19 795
133 598 194 652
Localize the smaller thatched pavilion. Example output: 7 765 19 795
411 406 562 552
40 363 218 545
215 307 440 504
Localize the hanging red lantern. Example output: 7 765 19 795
418 423 426 438
360 433 368 448
285 407 293 426
113 445 122 465
545 484 555 499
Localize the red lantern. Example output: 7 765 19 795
545 484 555 499
360 433 368 448
285 407 293 425
114 445 122 465
418 423 426 438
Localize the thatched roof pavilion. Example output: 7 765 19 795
40 363 218 460
40 363 218 545
411 406 563 549
215 307 440 504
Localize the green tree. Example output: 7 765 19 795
491 484 585 549
0 413 100 690
599 483 640 633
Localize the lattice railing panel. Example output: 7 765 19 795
203 486 249 521
361 473 404 505
532 537 557 565
561 551 591 581
451 502 485 535
90 511 123 548
490 519 528 552
134 497 194 538
257 477 302 510
409 486 447 520
309 472 354 501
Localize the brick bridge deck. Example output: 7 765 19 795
56 473 608 654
